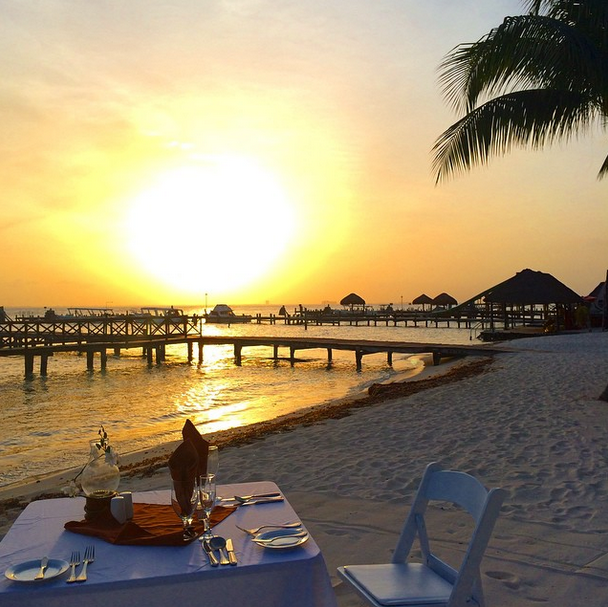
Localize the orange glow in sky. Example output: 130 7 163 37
1 1 606 308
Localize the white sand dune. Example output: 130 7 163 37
2 331 607 605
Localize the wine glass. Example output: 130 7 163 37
171 480 198 541
199 473 216 540
207 445 219 478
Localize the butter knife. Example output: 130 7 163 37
226 539 237 565
219 492 281 502
34 556 49 580
239 496 285 506
202 540 219 567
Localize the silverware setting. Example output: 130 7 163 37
235 521 302 536
201 536 236 566
236 496 285 506
219 492 282 503
226 538 237 565
202 539 219 567
66 546 95 583
66 551 80 583
76 545 95 582
34 556 48 580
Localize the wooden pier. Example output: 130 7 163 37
0 314 506 376
251 311 493 330
193 335 505 371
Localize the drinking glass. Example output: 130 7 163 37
171 480 198 541
199 473 216 540
207 445 219 478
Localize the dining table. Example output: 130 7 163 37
0 481 338 607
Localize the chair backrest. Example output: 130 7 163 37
392 462 507 607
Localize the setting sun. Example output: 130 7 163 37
123 156 297 297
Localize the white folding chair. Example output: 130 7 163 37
337 462 507 607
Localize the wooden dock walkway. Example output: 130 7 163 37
0 314 507 376
193 335 506 370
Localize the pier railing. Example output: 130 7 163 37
0 315 201 349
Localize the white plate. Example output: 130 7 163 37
5 559 69 582
252 528 309 549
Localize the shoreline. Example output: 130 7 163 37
0 354 491 519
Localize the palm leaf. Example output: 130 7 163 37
439 14 603 114
432 89 597 183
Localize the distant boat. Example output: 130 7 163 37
205 304 252 324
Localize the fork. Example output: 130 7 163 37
66 551 80 583
235 521 302 536
76 545 95 582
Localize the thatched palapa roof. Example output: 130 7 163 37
432 292 458 306
340 293 365 306
412 294 433 305
484 269 582 305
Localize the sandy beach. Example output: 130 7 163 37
2 331 607 606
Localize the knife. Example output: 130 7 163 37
34 556 49 580
219 492 281 502
239 496 285 506
226 539 237 565
202 540 219 567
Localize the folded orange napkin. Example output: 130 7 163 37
181 419 209 478
168 438 199 514
65 502 236 546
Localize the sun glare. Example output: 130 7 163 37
123 156 297 297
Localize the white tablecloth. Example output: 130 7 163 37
0 482 337 607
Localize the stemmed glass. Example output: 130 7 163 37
199 473 216 540
207 445 219 478
171 480 198 541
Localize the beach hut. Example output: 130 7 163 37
482 268 582 330
340 292 366 313
412 294 433 311
340 292 365 306
432 292 458 309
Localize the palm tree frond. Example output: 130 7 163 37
439 13 604 115
598 153 608 179
432 89 596 183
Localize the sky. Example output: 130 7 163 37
1 0 606 309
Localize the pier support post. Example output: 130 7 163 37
290 347 296 366
40 354 49 376
387 352 393 366
327 348 333 364
356 350 363 371
187 342 193 363
100 349 107 370
24 353 34 377
273 345 279 360
432 351 441 366
114 347 121 356
234 345 242 366
146 347 153 366
198 342 204 364
87 351 95 371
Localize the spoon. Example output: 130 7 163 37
208 536 230 565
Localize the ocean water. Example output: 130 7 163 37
0 304 476 488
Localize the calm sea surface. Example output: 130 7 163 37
0 304 476 488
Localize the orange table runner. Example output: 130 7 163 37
65 502 236 546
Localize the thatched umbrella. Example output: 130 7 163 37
433 292 458 308
340 293 365 309
484 269 581 304
412 294 433 311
